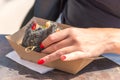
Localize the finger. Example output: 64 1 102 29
41 28 69 48
37 46 76 64
60 51 89 61
41 38 73 53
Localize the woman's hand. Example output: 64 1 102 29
37 28 116 64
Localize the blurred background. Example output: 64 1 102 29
0 0 35 34
0 0 65 34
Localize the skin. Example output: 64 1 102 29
39 27 120 64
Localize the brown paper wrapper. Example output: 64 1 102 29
6 17 94 74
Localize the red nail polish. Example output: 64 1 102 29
37 59 45 64
61 56 66 61
31 22 36 30
40 43 44 49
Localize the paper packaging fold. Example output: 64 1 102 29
6 17 94 74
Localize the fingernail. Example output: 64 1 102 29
40 43 45 49
60 56 66 61
37 59 45 64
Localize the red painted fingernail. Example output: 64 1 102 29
60 56 66 61
37 59 45 64
31 22 36 30
40 43 45 49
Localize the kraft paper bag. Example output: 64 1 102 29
6 17 94 74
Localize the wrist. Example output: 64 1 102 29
88 28 120 54
109 29 120 54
